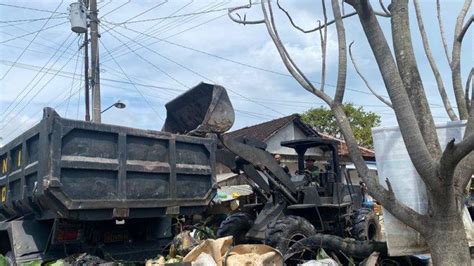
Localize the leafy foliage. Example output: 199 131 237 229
301 103 381 148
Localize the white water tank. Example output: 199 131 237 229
69 2 87 33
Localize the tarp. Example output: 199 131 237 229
372 120 472 256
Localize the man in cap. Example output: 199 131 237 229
305 157 320 178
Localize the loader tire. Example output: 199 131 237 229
351 208 381 241
265 215 316 255
216 212 254 244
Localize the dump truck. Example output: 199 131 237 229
0 83 234 263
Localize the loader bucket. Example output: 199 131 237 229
162 82 235 136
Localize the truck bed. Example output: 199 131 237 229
0 108 216 221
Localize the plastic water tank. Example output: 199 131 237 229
69 2 87 33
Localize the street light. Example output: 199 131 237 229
101 100 126 114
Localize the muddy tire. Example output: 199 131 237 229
216 212 254 244
351 208 381 241
265 215 316 255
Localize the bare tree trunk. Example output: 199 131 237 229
451 0 472 119
390 0 441 158
413 0 459 121
426 214 470 266
348 1 471 264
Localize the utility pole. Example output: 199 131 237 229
90 0 101 123
84 0 90 121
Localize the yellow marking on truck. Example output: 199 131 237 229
1 158 6 174
17 150 22 167
1 187 6 203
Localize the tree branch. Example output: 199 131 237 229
320 1 328 93
391 0 442 160
451 0 471 120
348 42 392 108
331 103 428 235
259 0 333 104
457 15 472 42
348 0 437 187
440 134 474 181
466 68 473 112
227 0 265 25
276 1 389 35
378 0 391 17
413 0 458 121
332 0 347 103
436 0 452 66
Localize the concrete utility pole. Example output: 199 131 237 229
90 0 101 123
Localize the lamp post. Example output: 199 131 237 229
101 100 126 114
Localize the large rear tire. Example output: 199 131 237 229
265 215 316 255
351 208 381 241
216 212 254 244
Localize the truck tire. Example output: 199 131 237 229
216 212 254 244
351 208 381 241
265 215 316 254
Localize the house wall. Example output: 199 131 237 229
265 123 323 156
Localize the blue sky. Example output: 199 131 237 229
0 0 472 146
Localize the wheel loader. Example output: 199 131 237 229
163 83 381 255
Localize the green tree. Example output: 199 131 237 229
301 103 381 148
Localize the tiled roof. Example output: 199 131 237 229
226 114 375 159
318 132 375 159
225 114 318 142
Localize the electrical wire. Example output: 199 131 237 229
0 16 67 24
100 1 228 63
105 24 286 116
65 39 83 116
104 2 242 25
0 21 68 45
99 38 164 121
100 0 195 62
0 0 65 80
0 3 67 15
99 0 168 35
112 24 394 100
102 24 189 88
0 37 81 130
1 33 74 120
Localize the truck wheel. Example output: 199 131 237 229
265 215 316 255
216 212 254 244
351 208 381 241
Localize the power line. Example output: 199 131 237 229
0 59 185 93
102 24 189 88
103 3 246 25
99 38 164 121
99 0 132 18
1 33 74 119
0 37 80 130
65 42 82 116
0 3 67 15
100 1 224 62
105 24 286 116
0 21 67 45
112 24 395 100
0 0 65 80
99 0 168 35
0 16 67 24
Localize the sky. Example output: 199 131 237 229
0 0 472 146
